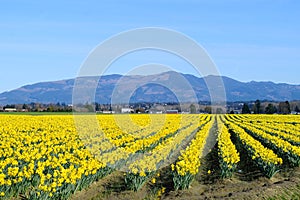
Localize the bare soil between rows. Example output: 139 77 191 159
71 124 300 200
71 162 300 200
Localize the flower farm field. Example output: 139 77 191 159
0 114 300 199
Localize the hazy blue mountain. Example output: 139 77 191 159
0 71 299 105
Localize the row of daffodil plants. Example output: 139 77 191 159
230 114 300 140
216 115 240 179
2 113 299 198
237 119 300 146
226 116 300 167
75 114 195 167
77 114 162 153
91 115 206 171
0 115 107 199
224 116 283 178
171 116 214 190
232 114 300 123
80 114 209 193
0 114 208 198
125 115 211 191
233 114 300 135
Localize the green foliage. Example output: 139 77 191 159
253 100 261 114
219 158 237 179
124 173 151 191
278 101 291 114
172 171 194 190
242 103 251 114
216 108 224 114
295 105 300 113
232 129 280 178
189 104 196 114
204 106 212 114
265 103 277 114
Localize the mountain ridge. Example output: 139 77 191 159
0 71 299 105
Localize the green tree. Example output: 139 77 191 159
190 104 196 114
95 103 100 112
242 103 251 114
265 103 277 114
135 108 145 113
286 101 291 113
253 100 261 114
278 101 291 114
84 103 95 112
216 108 224 114
204 106 212 114
295 105 300 113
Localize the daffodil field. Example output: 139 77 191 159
0 114 300 199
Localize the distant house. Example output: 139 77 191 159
148 109 163 114
232 110 241 114
166 110 179 114
4 108 17 112
100 111 115 114
121 108 134 113
181 111 190 114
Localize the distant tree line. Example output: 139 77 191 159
0 102 73 112
1 100 299 114
240 100 298 114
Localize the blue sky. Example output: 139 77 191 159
0 0 299 93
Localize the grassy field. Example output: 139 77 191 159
0 114 299 199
